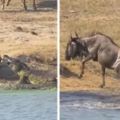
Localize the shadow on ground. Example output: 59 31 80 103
38 0 57 10
60 64 79 78
0 0 57 12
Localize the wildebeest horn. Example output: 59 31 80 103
70 33 73 39
75 32 79 38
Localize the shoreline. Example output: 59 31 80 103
0 81 56 90
60 88 120 96
60 86 120 96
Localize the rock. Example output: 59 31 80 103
0 64 18 80
31 31 38 35
15 26 24 32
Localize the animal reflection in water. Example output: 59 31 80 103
1 0 37 10
65 32 120 88
1 55 31 84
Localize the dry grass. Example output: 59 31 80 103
0 1 57 59
0 0 57 86
60 0 120 92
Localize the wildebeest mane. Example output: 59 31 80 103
88 31 119 47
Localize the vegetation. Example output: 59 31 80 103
60 0 120 91
0 0 57 89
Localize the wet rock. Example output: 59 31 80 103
0 63 18 80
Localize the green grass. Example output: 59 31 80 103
29 75 46 84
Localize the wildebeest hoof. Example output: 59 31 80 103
79 74 83 79
100 84 105 88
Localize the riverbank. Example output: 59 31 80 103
60 61 120 94
61 89 120 98
0 81 56 90
0 78 57 90
0 0 57 90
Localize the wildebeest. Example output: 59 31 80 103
65 32 120 88
1 0 37 10
2 55 31 84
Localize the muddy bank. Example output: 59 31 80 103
0 80 56 90
61 90 120 100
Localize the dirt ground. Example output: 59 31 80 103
60 0 120 93
0 0 57 57
0 0 57 85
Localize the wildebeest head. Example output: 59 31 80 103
65 33 88 60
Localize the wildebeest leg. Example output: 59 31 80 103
79 55 92 78
1 0 5 10
100 66 106 88
6 0 11 6
33 0 37 10
22 0 27 10
115 64 120 78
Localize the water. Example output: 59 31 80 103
61 92 120 120
0 90 57 120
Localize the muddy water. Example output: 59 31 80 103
61 92 120 120
0 90 57 120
